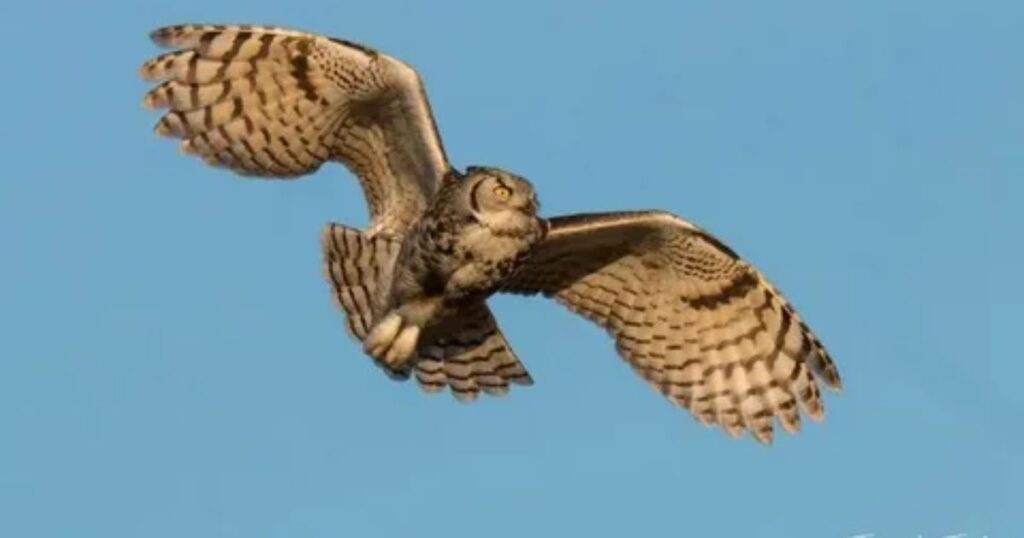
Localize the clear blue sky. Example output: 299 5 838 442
1 1 1020 536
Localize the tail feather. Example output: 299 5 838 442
415 303 533 401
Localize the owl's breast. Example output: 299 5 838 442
449 218 542 292
457 227 516 265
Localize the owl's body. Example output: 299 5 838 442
139 23 843 444
366 167 544 365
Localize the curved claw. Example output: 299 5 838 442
364 312 422 368
384 325 421 366
364 313 403 359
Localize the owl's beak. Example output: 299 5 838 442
517 197 538 217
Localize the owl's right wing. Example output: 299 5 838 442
502 211 842 444
139 24 451 235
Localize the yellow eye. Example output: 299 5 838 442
493 186 512 200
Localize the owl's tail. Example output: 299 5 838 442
414 302 534 401
321 222 533 400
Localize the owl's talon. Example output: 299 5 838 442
364 313 421 367
364 313 403 359
384 325 421 366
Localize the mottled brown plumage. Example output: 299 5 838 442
140 23 448 235
503 212 841 443
140 23 841 443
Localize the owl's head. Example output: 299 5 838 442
463 166 540 220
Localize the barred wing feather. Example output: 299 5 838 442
503 211 842 444
140 24 450 235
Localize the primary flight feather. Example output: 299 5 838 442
140 23 842 444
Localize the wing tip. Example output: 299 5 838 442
148 25 186 47
805 404 826 423
821 360 844 392
778 416 801 435
751 427 775 445
152 117 174 137
141 90 161 110
138 63 155 82
148 24 221 47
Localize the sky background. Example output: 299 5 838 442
1 1 1020 537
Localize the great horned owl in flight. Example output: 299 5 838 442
139 23 842 444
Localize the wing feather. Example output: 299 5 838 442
503 211 841 444
140 24 451 234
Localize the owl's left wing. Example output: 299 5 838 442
501 211 841 444
139 24 451 235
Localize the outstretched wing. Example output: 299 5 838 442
502 211 841 444
139 24 451 235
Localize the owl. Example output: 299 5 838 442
139 23 842 444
